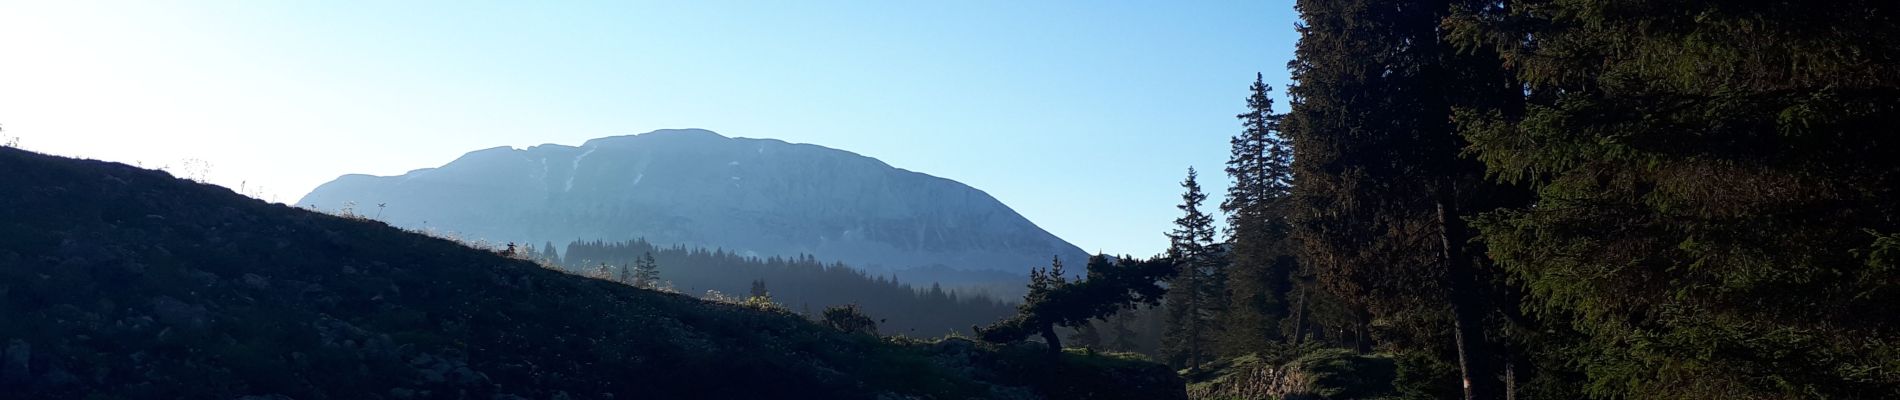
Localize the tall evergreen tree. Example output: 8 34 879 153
541 241 561 265
632 251 662 289
1219 73 1299 356
1162 167 1222 370
1283 0 1526 397
1447 1 1900 398
749 279 770 299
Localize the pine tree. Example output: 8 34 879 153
976 255 1174 357
1024 257 1066 352
1284 0 1526 397
540 241 561 265
1162 167 1222 370
632 251 661 289
749 279 770 299
1219 73 1299 357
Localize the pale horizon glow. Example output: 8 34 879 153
0 1 1298 257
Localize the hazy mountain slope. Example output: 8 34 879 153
558 238 1018 337
298 129 1089 274
0 147 1181 399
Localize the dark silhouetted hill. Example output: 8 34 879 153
0 147 1182 399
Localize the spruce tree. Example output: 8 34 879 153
749 279 770 299
1162 167 1221 370
540 241 561 265
1284 0 1525 397
632 251 661 289
1219 73 1298 356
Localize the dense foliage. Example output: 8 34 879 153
1444 1 1900 398
1183 0 1900 399
975 255 1174 356
822 304 881 336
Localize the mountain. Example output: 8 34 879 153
0 147 1184 399
297 129 1089 275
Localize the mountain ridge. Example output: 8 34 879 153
299 129 1090 275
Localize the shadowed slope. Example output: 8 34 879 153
0 147 1180 400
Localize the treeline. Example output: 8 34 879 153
1039 77 1335 369
981 75 1399 366
1008 1 1900 399
1052 1 1900 400
547 238 1018 337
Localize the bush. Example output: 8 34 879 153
822 304 879 336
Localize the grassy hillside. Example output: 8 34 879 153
0 147 1183 399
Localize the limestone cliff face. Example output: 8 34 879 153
300 129 1087 273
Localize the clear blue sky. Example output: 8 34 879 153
0 1 1299 257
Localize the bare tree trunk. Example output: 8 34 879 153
1438 188 1497 400
1040 322 1063 357
1505 358 1517 400
1354 310 1373 354
1290 285 1310 346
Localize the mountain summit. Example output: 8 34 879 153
299 129 1087 273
